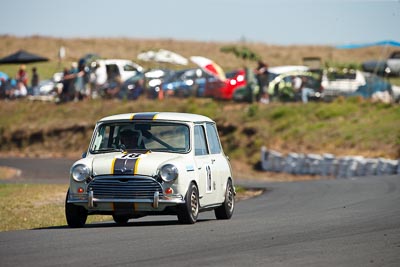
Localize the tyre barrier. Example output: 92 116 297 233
260 146 400 178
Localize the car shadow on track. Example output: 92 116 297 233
33 219 214 230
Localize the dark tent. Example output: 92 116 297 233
0 50 49 64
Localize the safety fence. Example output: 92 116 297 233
260 146 400 178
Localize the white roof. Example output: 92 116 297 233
95 59 143 71
99 112 214 123
269 65 309 74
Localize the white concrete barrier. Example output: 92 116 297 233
260 147 399 178
321 154 335 177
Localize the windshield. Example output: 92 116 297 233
90 121 190 153
225 70 239 79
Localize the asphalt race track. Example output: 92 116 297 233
0 157 399 267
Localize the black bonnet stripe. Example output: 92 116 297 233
113 158 137 175
130 112 159 120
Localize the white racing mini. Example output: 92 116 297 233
65 112 235 227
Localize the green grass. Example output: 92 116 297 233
1 97 399 162
0 183 250 232
0 184 112 231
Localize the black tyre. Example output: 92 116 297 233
177 183 199 224
214 179 235 220
112 215 130 225
65 190 88 228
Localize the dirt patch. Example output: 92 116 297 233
236 189 265 201
0 166 21 180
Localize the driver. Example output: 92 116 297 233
120 129 141 149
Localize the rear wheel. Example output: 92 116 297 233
177 183 199 224
214 179 235 220
65 190 88 228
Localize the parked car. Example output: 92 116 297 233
321 69 366 100
392 85 400 103
362 51 400 77
162 68 208 97
354 72 392 99
268 65 310 81
362 60 388 76
267 71 323 102
204 69 246 100
387 51 400 76
93 59 143 83
118 72 145 100
232 65 311 102
322 69 394 101
144 68 174 99
65 112 235 227
159 68 229 98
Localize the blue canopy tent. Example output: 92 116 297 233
335 40 400 49
336 40 400 76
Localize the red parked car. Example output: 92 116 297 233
204 69 246 100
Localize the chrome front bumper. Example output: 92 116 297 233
68 175 185 210
67 190 185 209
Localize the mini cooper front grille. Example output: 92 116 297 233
88 177 164 199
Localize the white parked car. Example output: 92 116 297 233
387 51 400 76
93 59 143 83
65 112 235 227
321 69 366 99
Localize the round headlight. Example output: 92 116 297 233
71 164 90 182
159 164 179 182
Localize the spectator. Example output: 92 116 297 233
68 62 85 101
301 76 314 103
93 62 107 98
60 68 73 102
12 81 28 98
16 65 28 88
255 60 270 104
3 78 15 99
77 63 88 100
31 67 39 95
245 67 257 103
0 77 6 98
292 76 303 94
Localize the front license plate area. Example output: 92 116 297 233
113 203 135 215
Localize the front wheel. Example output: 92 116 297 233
177 183 199 224
214 179 235 220
65 190 88 228
112 215 130 225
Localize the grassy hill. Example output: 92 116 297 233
0 98 399 179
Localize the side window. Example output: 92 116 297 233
194 125 209 156
92 126 106 150
106 64 120 80
91 125 116 150
206 123 221 154
123 64 137 71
